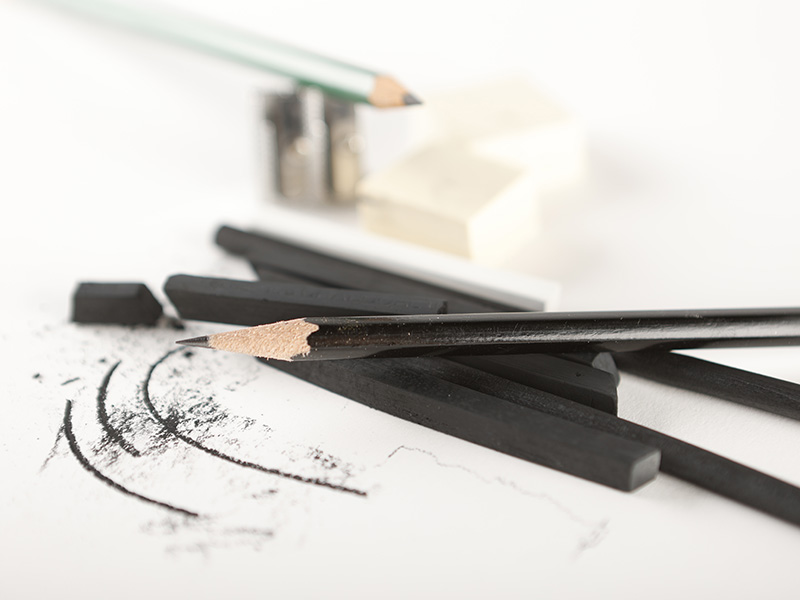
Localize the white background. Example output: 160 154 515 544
2 1 800 598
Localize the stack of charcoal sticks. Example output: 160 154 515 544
163 225 800 526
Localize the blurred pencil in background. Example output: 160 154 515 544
35 0 421 107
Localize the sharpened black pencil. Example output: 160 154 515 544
177 308 800 361
218 224 619 413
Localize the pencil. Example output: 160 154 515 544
177 308 800 361
38 0 421 107
217 224 619 412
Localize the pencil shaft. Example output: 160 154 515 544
614 350 800 421
296 309 800 360
39 0 391 105
220 225 618 413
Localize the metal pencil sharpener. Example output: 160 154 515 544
263 86 363 204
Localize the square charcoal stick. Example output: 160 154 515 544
266 357 659 491
415 356 800 526
452 354 618 414
72 282 162 325
614 350 800 421
164 274 447 326
216 225 521 313
557 352 621 384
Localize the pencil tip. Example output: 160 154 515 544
402 92 422 106
176 335 211 349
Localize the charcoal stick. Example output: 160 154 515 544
265 358 659 491
614 350 800 421
415 357 800 527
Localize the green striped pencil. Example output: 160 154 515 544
37 0 421 107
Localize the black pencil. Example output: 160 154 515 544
218 224 619 413
177 308 800 361
173 269 619 413
614 350 800 421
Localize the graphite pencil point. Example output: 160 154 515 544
402 92 423 106
176 335 212 348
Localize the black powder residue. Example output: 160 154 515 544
95 361 140 457
141 350 367 497
53 343 368 552
63 399 200 518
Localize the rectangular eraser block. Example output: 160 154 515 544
421 77 587 193
72 282 163 325
357 145 539 264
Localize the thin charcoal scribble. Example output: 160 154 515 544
61 377 80 386
63 400 200 518
40 423 65 472
96 361 140 456
142 350 367 497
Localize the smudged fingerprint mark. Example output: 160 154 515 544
63 399 200 518
143 350 367 497
95 361 140 456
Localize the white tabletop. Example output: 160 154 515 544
2 1 800 598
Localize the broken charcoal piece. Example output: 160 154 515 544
72 282 163 325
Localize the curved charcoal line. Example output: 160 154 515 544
143 350 367 497
63 400 199 518
96 361 141 456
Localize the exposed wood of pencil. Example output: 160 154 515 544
369 75 421 108
177 308 800 361
614 350 800 421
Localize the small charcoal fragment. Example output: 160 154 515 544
72 282 163 326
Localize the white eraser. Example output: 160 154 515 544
419 77 587 193
357 144 539 264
